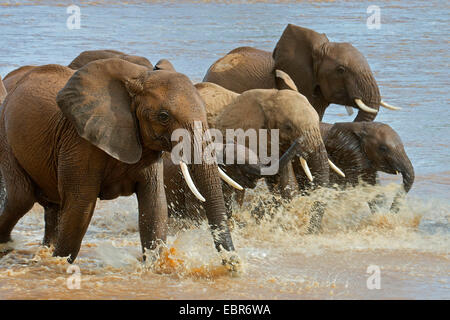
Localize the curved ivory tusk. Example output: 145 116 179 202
299 157 313 182
380 100 402 111
180 161 206 202
328 159 345 178
355 99 378 114
218 167 243 191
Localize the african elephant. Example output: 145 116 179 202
320 122 414 212
203 24 400 122
68 49 153 70
2 50 153 93
0 59 241 268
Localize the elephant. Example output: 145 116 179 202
0 58 243 268
68 49 153 70
320 122 414 212
0 76 6 104
203 24 400 122
2 50 153 93
166 70 350 232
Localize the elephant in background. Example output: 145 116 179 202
68 49 153 70
2 50 153 93
0 59 241 268
320 122 414 212
204 24 400 122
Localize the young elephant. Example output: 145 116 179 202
204 24 400 122
0 59 241 267
320 122 415 212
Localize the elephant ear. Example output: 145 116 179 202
273 24 328 103
0 76 6 104
56 58 149 164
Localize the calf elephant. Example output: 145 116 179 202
0 59 242 268
320 122 414 212
204 24 400 122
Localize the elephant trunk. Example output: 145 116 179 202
185 123 235 254
390 152 415 212
350 73 381 122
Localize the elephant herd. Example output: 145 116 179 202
0 24 414 270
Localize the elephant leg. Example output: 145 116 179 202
53 154 101 263
136 159 168 255
0 157 36 244
42 204 60 247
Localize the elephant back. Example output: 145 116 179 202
203 47 276 93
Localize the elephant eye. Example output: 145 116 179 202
379 145 388 152
337 66 346 74
157 110 170 124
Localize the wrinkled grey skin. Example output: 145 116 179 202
204 24 382 122
320 122 414 212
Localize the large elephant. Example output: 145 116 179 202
203 24 400 122
0 59 241 268
320 122 414 212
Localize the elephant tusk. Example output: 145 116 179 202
355 99 378 114
380 100 402 111
218 167 243 191
299 157 313 182
328 159 345 178
180 161 206 202
345 106 354 116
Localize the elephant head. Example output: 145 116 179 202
56 58 239 256
323 122 414 210
68 49 153 70
273 24 400 122
0 76 6 104
214 85 330 188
